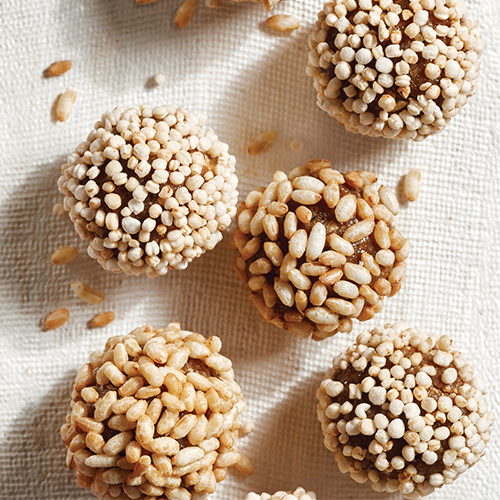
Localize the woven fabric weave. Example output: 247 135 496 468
0 1 499 499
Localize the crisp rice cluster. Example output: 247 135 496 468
232 160 408 340
58 105 238 277
317 323 494 498
307 0 483 140
245 487 317 500
61 323 245 500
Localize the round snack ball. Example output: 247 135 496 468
58 105 238 277
246 487 317 500
232 159 408 340
307 0 483 140
60 323 245 500
317 323 495 498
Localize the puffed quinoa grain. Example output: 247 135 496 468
153 72 167 86
318 323 494 498
62 323 245 499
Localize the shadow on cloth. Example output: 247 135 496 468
0 371 89 499
234 370 403 500
0 157 93 338
63 0 250 95
0 155 292 361
211 38 411 193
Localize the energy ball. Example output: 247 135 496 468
61 323 245 500
307 0 483 140
246 487 317 500
58 105 238 277
232 160 408 340
317 323 494 498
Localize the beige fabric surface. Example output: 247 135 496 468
0 1 499 499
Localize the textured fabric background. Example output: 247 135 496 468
0 1 499 499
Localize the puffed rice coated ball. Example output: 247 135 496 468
61 323 245 500
232 160 408 340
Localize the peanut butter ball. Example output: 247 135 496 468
307 0 483 140
232 160 408 340
58 105 238 277
61 323 245 500
317 323 494 498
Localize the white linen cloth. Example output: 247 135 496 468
0 1 499 499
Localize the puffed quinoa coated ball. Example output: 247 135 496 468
245 487 317 500
232 160 408 340
61 323 245 500
317 323 494 498
307 0 483 140
58 105 238 277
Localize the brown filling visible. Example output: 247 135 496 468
183 358 217 379
324 0 453 115
248 184 392 318
81 383 119 441
328 346 468 479
85 151 215 255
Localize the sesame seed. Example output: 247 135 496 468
335 61 352 80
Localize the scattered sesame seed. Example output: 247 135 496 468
89 311 115 328
266 14 301 32
245 488 316 500
55 89 77 122
44 307 70 330
174 0 196 29
248 130 277 156
51 246 78 265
